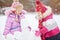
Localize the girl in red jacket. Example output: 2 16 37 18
35 0 60 40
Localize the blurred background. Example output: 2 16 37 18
0 0 60 14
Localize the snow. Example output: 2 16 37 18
0 13 60 40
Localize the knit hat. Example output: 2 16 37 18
11 2 23 8
36 0 47 13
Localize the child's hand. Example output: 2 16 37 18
35 30 40 37
15 18 19 22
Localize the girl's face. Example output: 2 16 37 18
38 11 41 14
13 0 19 2
37 11 42 17
15 4 23 15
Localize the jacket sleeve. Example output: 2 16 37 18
3 16 13 36
40 27 48 35
20 10 27 19
4 10 12 16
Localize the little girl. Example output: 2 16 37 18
3 0 26 38
35 0 60 40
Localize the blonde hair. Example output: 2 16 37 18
15 3 23 12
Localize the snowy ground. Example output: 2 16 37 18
0 12 60 40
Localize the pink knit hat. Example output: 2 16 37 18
11 2 23 8
4 2 24 16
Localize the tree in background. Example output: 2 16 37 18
0 0 60 13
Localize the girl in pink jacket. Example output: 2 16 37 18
3 0 26 38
